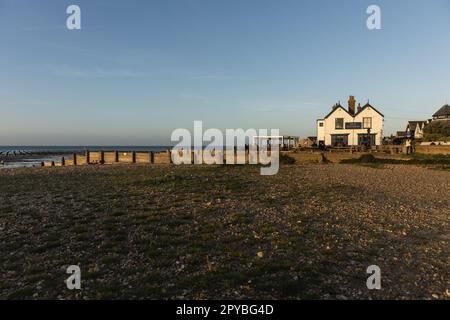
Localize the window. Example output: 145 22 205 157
319 122 324 127
363 117 372 129
335 118 344 129
331 134 349 147
358 134 375 147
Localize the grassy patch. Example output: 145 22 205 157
7 287 35 299
280 153 296 165
358 163 385 169
341 154 450 165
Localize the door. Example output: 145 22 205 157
358 134 376 147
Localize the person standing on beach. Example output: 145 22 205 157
405 139 412 155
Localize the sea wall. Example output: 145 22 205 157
415 145 450 155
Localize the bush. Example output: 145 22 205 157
279 153 296 165
423 121 450 141
355 154 377 163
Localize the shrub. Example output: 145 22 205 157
279 153 296 165
423 121 450 142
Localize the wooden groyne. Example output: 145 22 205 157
41 150 172 167
40 148 276 167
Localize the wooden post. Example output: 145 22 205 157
114 151 119 162
150 151 154 163
73 154 77 166
100 151 105 164
61 157 65 166
167 149 172 164
85 150 90 164
223 146 227 164
132 151 136 163
51 161 55 167
40 161 44 167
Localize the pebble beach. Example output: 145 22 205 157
0 163 448 299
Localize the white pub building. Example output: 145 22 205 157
316 96 384 148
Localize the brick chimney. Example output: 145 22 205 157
357 103 362 113
348 95 356 115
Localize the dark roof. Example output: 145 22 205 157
407 121 427 131
324 100 384 119
433 104 450 117
355 102 384 117
396 131 408 138
324 104 351 119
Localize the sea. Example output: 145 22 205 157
0 146 169 169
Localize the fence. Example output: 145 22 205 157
300 145 404 154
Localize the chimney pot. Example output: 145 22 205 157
357 103 362 113
348 95 356 115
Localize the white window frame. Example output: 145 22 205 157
363 117 372 129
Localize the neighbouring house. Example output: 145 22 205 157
432 104 450 121
316 96 384 147
403 104 450 143
405 104 449 139
406 121 429 139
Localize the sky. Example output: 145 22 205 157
0 0 449 145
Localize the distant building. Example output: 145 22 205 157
281 136 300 150
432 104 450 121
316 96 384 147
406 121 428 139
404 104 450 140
299 136 317 148
396 131 408 139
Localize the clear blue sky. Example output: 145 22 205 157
1 0 449 145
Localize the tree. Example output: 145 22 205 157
423 121 450 142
